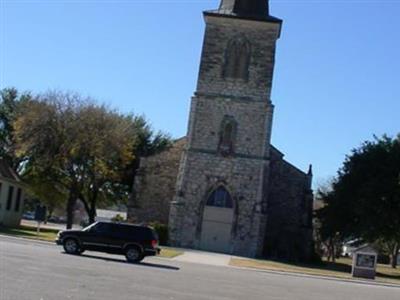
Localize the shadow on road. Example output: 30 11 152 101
62 252 180 271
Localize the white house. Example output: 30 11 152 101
96 209 127 222
0 159 25 227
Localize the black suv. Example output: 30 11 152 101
55 222 160 263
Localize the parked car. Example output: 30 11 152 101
22 212 35 220
48 216 61 223
342 239 364 257
55 221 160 263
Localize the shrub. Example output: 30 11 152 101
111 214 125 223
149 222 168 245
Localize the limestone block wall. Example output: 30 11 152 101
264 147 314 261
127 138 185 224
127 138 314 260
197 15 280 101
188 95 273 159
169 149 268 257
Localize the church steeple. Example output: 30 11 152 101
218 0 270 20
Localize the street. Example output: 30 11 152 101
0 236 399 300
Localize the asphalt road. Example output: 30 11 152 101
0 236 399 300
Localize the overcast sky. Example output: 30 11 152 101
1 0 399 187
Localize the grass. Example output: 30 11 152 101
0 224 183 258
158 247 184 258
0 224 59 242
230 257 400 285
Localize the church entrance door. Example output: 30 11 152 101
200 186 234 253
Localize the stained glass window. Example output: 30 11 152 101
206 186 233 208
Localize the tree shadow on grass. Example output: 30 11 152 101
273 259 400 282
268 259 352 274
376 271 400 280
316 261 352 273
62 252 180 271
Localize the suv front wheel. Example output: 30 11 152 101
63 238 80 255
125 246 143 263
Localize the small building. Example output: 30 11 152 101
0 159 25 227
96 209 127 222
352 244 378 280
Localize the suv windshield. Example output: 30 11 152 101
82 222 98 232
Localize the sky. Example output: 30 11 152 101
1 0 399 187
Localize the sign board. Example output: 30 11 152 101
356 254 376 269
34 205 47 222
352 245 378 280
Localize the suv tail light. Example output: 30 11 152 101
151 240 158 248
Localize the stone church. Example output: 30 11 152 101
128 0 314 261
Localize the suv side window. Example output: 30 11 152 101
114 225 133 239
93 222 113 234
117 225 154 240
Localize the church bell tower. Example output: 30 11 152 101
169 0 282 257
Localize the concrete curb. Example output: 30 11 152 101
228 264 400 289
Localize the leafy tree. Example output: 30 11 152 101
71 104 137 224
316 135 400 267
26 175 68 219
315 188 350 262
0 87 32 170
13 92 137 228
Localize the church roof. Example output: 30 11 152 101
354 244 378 254
0 159 21 182
205 0 282 23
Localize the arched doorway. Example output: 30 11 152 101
200 186 234 253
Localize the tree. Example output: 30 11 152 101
13 91 137 228
315 188 352 262
26 175 68 220
316 135 400 267
0 87 32 170
70 104 137 224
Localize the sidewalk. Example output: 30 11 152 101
172 248 232 266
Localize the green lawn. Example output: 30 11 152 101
158 248 183 258
0 224 59 242
230 257 400 285
0 224 183 258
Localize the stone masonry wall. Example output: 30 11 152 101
169 147 269 257
128 138 314 260
127 138 185 224
197 15 280 101
169 14 281 258
264 147 314 261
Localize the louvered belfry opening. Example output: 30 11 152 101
218 0 270 19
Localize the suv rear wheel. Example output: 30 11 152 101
63 238 80 255
125 246 143 263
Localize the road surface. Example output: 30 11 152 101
0 236 398 300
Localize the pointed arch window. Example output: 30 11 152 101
206 186 233 208
223 37 251 80
219 116 237 156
